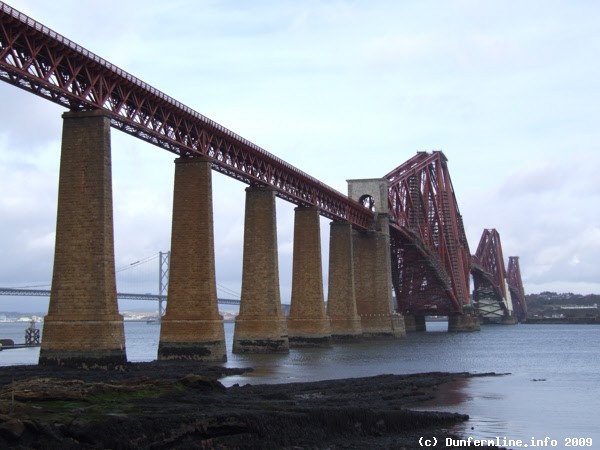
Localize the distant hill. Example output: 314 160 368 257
526 292 600 318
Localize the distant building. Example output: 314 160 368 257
544 304 599 319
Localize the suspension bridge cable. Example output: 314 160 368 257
217 283 240 299
116 253 160 273
11 283 51 289
12 254 241 300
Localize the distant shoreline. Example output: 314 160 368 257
525 317 600 325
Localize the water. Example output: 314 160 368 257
1 321 599 445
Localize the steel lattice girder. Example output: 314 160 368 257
507 256 527 320
471 259 507 313
472 229 508 303
0 2 372 229
385 151 472 315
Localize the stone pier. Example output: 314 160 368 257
287 206 331 346
501 315 518 325
158 157 226 362
353 215 406 338
233 186 289 353
327 221 362 340
403 315 427 332
448 314 480 332
39 110 126 369
348 178 405 339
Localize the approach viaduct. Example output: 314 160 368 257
0 3 524 368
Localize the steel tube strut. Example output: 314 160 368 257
0 2 371 229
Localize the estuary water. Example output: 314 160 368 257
1 320 599 446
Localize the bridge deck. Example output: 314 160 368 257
0 287 240 305
0 2 371 229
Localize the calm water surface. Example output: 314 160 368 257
2 320 599 445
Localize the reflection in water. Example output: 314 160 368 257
411 376 516 439
414 377 472 407
222 322 600 444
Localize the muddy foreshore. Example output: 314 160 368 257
0 362 505 449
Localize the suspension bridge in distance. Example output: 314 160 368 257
0 251 241 317
0 288 241 305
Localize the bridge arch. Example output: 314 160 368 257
347 178 388 215
358 194 376 212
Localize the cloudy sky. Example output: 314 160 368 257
1 0 599 313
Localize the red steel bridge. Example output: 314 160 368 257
386 151 472 317
0 2 524 322
471 229 527 322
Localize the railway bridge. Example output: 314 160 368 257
471 229 527 324
0 2 524 368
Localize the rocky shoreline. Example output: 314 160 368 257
0 362 505 449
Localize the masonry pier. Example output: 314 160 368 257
353 216 406 338
158 157 226 361
327 221 362 340
501 315 518 325
287 206 332 346
348 179 405 338
233 186 289 353
448 314 481 332
403 315 427 332
39 110 126 369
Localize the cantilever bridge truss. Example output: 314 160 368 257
507 256 527 321
1 3 523 320
385 152 473 316
472 229 509 318
471 229 527 322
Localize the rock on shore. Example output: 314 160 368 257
0 362 503 449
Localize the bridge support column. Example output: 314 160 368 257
39 110 126 369
327 221 362 340
233 186 289 353
403 315 426 332
158 157 226 362
501 315 518 325
353 214 405 338
448 314 480 332
287 206 331 346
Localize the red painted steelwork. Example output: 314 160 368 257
507 256 527 321
474 229 508 299
385 151 472 315
472 229 509 315
0 3 371 229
